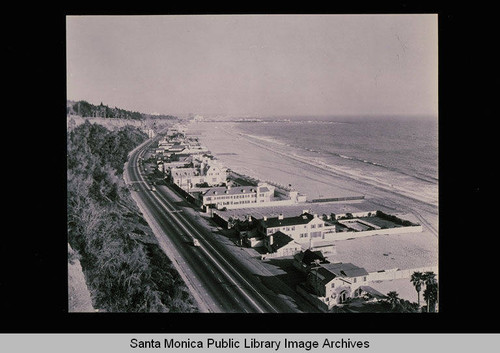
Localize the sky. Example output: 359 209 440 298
66 14 438 118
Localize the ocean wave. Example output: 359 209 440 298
238 132 437 205
309 158 438 206
242 130 437 184
321 150 438 185
239 133 288 147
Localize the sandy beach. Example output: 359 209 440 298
186 120 439 288
187 121 437 225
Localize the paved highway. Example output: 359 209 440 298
125 137 320 313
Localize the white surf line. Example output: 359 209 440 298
236 131 436 207
151 188 274 313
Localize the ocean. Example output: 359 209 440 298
232 116 438 206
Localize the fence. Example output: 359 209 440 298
367 266 438 282
210 198 300 211
310 196 365 203
324 224 423 241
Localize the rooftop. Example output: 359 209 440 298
261 213 315 228
171 168 198 177
321 262 369 279
268 231 294 252
294 249 329 265
203 186 257 196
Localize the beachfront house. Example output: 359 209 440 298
242 228 265 248
201 183 274 210
200 163 227 186
169 167 200 190
168 159 228 191
293 249 330 273
257 211 337 246
306 262 369 306
262 231 302 258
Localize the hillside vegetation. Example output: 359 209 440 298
67 120 198 312
67 100 178 120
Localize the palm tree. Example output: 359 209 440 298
410 271 425 308
386 291 400 311
423 271 437 285
423 283 438 312
422 272 438 312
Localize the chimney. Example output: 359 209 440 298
302 209 309 214
278 213 284 220
227 185 231 190
263 216 267 221
269 235 274 245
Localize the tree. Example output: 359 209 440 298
423 284 438 313
422 272 438 312
410 271 425 308
386 291 400 310
67 121 198 313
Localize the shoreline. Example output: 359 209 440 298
186 120 438 232
185 120 438 277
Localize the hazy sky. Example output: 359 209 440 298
66 14 438 118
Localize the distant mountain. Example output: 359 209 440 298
67 100 177 120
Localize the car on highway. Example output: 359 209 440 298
182 234 200 247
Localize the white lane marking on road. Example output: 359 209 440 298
132 146 272 313
150 190 268 313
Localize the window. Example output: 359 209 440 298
353 278 357 283
311 231 322 238
311 224 316 229
363 276 367 282
331 283 335 288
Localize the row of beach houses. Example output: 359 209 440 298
152 128 431 310
154 129 307 211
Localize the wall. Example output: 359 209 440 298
212 212 229 229
209 197 300 210
324 225 423 241
366 266 438 282
247 238 264 248
261 243 302 259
